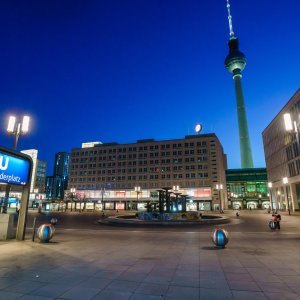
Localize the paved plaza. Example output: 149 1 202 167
1 210 300 299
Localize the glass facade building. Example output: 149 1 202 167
46 152 70 200
226 168 269 209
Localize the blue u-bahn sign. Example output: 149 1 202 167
0 149 31 186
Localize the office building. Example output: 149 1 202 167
262 89 300 212
46 152 70 199
68 134 227 211
226 168 269 209
21 149 47 193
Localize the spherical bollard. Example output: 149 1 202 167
37 224 55 243
212 228 229 248
50 218 58 225
269 220 276 230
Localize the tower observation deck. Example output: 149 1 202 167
225 0 254 168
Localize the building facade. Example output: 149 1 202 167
68 134 227 211
21 149 47 193
226 168 269 210
46 176 64 200
35 160 47 192
262 89 300 211
46 152 70 200
54 152 70 177
54 152 70 192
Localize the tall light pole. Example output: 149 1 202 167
267 182 273 210
134 186 141 211
70 187 76 212
173 185 181 212
101 187 105 211
34 188 39 210
2 115 30 214
282 177 291 215
277 190 281 211
216 184 223 213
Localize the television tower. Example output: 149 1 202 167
225 0 253 168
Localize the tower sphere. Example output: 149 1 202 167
225 37 246 75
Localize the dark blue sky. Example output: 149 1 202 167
0 0 299 174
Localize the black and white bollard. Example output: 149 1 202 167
269 220 276 230
212 228 229 248
50 218 58 225
37 224 55 243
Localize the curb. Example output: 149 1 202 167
98 215 230 227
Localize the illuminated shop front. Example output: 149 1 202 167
226 168 268 209
64 187 212 211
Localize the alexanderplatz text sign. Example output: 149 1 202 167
0 146 32 240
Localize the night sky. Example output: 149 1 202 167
0 0 299 175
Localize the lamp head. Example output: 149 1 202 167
21 116 30 134
7 116 16 133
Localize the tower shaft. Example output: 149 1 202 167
233 74 253 168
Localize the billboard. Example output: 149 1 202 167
0 150 31 185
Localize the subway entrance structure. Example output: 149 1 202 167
0 146 33 240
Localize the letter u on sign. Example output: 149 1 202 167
0 156 9 171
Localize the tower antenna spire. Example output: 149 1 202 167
226 0 235 38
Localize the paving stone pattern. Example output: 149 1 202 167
1 211 300 299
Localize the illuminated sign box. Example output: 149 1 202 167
0 150 31 186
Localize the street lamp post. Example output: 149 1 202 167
2 115 30 214
282 177 291 215
101 187 105 211
134 186 141 211
277 190 281 211
267 182 273 210
216 184 223 213
70 188 76 212
34 188 39 210
173 185 181 212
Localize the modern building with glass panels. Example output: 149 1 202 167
68 134 227 211
262 89 300 212
226 168 269 210
46 152 70 200
20 149 47 193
